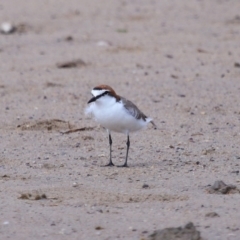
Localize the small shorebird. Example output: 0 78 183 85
85 85 156 167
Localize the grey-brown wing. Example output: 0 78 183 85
121 97 148 121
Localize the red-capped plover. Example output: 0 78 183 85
85 85 156 167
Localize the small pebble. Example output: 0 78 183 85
234 62 240 68
205 212 220 218
1 22 15 34
95 226 104 230
72 182 78 187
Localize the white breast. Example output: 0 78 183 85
85 95 149 133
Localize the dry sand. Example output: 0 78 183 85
1 0 240 239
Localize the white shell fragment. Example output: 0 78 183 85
1 22 15 34
97 40 111 47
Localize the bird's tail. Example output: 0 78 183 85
150 120 157 130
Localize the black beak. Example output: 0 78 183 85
88 96 96 104
87 91 108 104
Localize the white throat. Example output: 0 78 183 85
96 94 117 107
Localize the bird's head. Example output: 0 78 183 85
87 85 120 104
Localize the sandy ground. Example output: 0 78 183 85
1 0 240 239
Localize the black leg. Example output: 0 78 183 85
102 133 114 167
118 134 130 167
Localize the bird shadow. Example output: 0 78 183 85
129 160 163 168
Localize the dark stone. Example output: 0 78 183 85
234 62 240 68
207 180 240 194
57 59 87 68
149 222 203 240
205 212 220 218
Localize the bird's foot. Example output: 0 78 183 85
101 161 114 167
117 163 129 168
